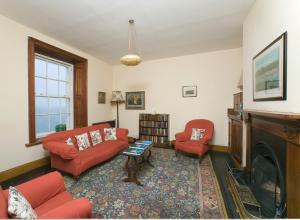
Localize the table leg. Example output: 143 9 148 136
145 150 154 167
123 156 143 186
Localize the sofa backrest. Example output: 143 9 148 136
42 123 111 144
0 186 8 218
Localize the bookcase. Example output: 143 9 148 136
139 113 170 147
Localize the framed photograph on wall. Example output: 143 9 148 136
98 92 106 104
126 91 145 110
253 32 287 101
182 86 197 97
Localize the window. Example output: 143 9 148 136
27 37 88 146
34 55 73 137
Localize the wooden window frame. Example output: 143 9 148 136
27 37 88 147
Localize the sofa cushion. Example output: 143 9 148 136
89 130 102 146
104 128 117 141
34 191 73 216
8 186 37 219
75 133 91 151
190 128 205 140
0 187 8 219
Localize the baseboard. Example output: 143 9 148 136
0 157 50 182
209 144 229 153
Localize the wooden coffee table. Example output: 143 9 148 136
122 141 154 186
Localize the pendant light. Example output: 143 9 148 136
120 19 142 66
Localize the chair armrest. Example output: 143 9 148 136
39 198 92 219
43 141 79 159
12 172 65 209
116 128 129 143
201 137 212 145
175 132 188 142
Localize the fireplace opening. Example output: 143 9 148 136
250 142 286 218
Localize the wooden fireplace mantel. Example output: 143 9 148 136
243 109 300 218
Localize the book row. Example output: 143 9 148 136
140 128 168 136
140 135 169 144
139 113 169 121
139 121 168 128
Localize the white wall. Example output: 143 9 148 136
0 14 113 172
113 48 242 146
243 0 300 113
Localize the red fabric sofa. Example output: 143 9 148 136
175 119 214 156
43 123 128 177
0 171 92 218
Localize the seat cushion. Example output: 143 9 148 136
34 191 73 216
175 141 208 156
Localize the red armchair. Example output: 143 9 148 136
0 171 92 219
175 119 214 158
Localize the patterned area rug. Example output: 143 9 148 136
64 148 227 218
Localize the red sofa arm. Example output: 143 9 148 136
175 132 188 142
39 198 92 219
43 141 79 159
116 128 129 143
5 171 66 209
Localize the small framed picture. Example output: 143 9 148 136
98 92 106 104
126 91 145 110
182 86 197 97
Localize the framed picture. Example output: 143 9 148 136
126 91 145 110
182 86 197 97
253 32 287 101
98 92 106 104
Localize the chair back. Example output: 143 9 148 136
184 119 214 140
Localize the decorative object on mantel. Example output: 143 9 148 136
182 85 197 97
125 91 145 110
253 32 287 101
120 19 142 66
98 92 106 104
111 91 125 128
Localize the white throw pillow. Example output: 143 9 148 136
89 130 102 146
65 137 74 145
8 186 37 219
190 128 206 140
104 128 117 141
75 133 91 151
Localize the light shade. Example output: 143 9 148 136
120 54 142 66
111 91 124 102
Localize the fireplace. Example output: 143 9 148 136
227 110 300 218
250 130 286 217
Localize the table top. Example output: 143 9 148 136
122 140 153 157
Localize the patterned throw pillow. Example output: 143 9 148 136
75 133 91 151
8 186 37 219
104 128 117 141
190 128 206 140
65 137 74 145
89 130 102 146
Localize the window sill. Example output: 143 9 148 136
25 139 42 147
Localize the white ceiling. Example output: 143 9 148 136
0 0 254 64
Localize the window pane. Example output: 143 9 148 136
61 114 70 127
61 99 70 113
35 59 46 77
59 82 68 97
59 65 68 81
35 97 48 114
48 79 59 96
47 62 59 79
36 115 49 134
35 77 46 96
49 98 60 114
50 115 60 132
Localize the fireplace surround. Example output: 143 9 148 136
228 110 300 218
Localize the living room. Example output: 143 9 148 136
0 0 300 219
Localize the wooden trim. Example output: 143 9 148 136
27 37 88 145
0 157 50 182
244 109 300 120
209 144 229 153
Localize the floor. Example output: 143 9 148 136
1 150 239 218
